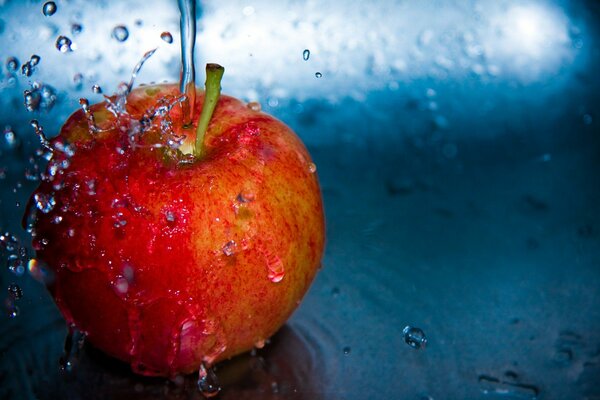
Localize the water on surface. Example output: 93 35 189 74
1 0 600 399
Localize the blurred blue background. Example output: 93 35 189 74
1 0 599 399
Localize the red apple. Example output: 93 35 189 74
28 66 325 377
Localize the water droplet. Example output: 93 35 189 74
24 82 57 112
55 36 73 53
303 49 310 61
59 325 86 372
403 326 427 349
343 346 351 355
71 23 83 35
7 255 25 276
92 84 102 94
3 126 19 149
222 240 237 257
6 57 19 72
160 31 173 43
247 101 261 112
42 1 57 16
197 363 221 398
315 72 322 78
34 192 56 213
7 283 23 300
266 253 284 283
21 63 32 77
30 54 41 66
307 162 317 173
112 25 129 42
254 339 267 349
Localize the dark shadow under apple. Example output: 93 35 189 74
34 324 325 400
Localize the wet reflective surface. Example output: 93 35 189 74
2 0 600 399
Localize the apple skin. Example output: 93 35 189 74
29 84 325 376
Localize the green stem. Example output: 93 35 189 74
194 63 225 157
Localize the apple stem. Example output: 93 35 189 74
194 63 225 157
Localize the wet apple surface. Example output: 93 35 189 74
29 84 325 376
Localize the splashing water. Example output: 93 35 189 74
30 120 53 153
178 0 196 125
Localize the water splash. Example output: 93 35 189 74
55 36 73 53
30 120 53 153
178 0 196 125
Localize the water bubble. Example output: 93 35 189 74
7 283 23 300
303 49 310 61
55 36 73 53
197 363 221 398
315 72 322 78
112 25 129 42
43 1 57 16
6 57 19 72
34 192 56 214
92 84 102 94
403 326 427 349
71 23 83 35
307 162 317 173
160 31 173 43
247 101 261 112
